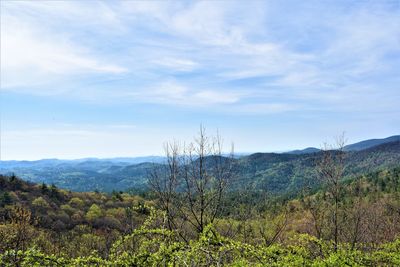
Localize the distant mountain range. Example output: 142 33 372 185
0 155 166 168
343 135 400 151
286 135 400 154
1 135 399 194
287 147 321 154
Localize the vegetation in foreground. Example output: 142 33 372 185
1 130 400 266
1 169 400 266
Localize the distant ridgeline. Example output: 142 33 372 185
1 136 399 195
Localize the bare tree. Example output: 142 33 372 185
148 141 181 232
149 126 235 237
259 211 289 246
316 134 346 251
302 193 329 240
343 178 367 250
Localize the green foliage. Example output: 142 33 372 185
0 192 12 207
32 197 50 209
68 197 84 208
1 167 400 266
2 225 399 266
85 204 102 221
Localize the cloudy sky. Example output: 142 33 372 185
1 0 399 160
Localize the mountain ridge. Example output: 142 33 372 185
343 135 400 151
1 135 399 193
285 135 400 154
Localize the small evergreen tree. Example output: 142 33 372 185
0 192 12 207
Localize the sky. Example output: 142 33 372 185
1 0 399 160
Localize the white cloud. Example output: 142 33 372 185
152 57 198 72
1 1 398 115
194 90 240 104
3 1 125 31
124 80 244 106
231 103 297 115
1 3 127 89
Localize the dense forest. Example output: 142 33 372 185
1 136 399 194
1 132 400 266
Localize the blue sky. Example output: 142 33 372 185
1 0 399 160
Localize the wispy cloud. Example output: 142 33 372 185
152 57 198 72
1 2 127 89
1 1 399 114
123 80 244 106
230 103 298 115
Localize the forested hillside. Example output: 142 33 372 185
1 167 400 266
1 132 400 266
1 139 399 194
236 140 400 195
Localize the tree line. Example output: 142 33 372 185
1 128 400 266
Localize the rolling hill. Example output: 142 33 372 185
343 135 400 151
1 136 399 194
